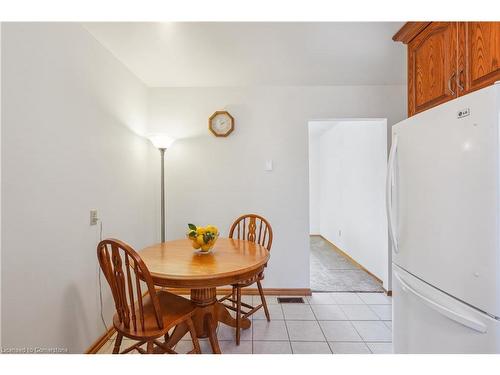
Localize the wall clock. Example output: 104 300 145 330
209 111 234 137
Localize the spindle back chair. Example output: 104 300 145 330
221 214 273 345
97 238 200 354
229 214 273 251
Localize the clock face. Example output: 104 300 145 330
209 111 234 137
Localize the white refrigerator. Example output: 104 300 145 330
388 83 500 353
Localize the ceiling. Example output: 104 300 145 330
84 22 405 87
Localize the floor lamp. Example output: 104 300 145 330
148 134 175 242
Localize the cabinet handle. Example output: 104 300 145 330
448 72 456 96
457 69 464 92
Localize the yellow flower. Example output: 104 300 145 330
196 227 206 235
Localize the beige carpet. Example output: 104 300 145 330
310 236 384 292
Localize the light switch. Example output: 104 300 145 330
265 160 273 171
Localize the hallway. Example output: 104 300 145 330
310 236 384 292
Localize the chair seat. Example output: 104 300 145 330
113 291 196 340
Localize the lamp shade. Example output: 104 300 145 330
148 134 176 149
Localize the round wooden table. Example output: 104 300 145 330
139 238 270 354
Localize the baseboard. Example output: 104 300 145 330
164 288 312 296
85 325 116 354
318 235 384 285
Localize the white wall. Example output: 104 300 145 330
308 134 321 234
148 86 406 289
1 23 158 353
311 120 389 288
0 21 3 348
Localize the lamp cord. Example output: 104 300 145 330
97 220 107 331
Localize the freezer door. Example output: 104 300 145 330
393 265 500 353
390 84 500 317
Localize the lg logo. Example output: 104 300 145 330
457 108 470 119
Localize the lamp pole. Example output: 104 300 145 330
148 133 175 243
160 148 166 243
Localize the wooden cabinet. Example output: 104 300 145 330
394 22 500 117
460 22 500 93
407 22 458 115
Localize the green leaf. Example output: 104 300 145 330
188 223 197 231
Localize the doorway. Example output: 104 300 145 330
308 119 389 292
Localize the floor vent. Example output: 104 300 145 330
277 297 305 304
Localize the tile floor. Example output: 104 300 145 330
310 236 385 292
98 292 393 354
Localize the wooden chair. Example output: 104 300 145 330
97 238 201 354
219 214 273 344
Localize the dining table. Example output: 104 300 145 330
139 237 270 354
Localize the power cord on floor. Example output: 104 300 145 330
97 219 108 331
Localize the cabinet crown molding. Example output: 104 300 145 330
393 22 432 44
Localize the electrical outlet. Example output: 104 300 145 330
90 209 99 225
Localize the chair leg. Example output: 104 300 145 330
113 332 123 354
186 318 201 354
232 286 237 309
257 279 270 322
146 341 154 354
236 286 242 345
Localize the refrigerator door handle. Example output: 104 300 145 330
386 135 399 253
394 271 488 333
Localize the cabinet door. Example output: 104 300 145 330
407 22 458 116
459 22 500 94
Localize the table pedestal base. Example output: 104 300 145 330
166 287 251 354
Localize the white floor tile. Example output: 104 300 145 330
369 305 392 320
340 305 380 320
319 321 363 342
330 292 364 305
351 321 392 342
175 339 213 354
219 340 253 354
357 293 392 305
242 295 253 305
282 304 316 320
330 342 371 354
311 304 347 320
367 342 393 354
253 341 292 354
252 304 283 320
217 323 252 341
252 320 289 341
291 341 332 354
254 295 279 305
286 320 326 341
307 293 336 305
